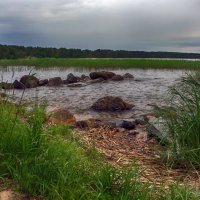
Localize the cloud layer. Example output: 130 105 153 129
0 0 200 52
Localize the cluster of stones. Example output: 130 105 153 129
0 71 134 90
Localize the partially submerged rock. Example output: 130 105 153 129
63 73 78 84
89 71 116 80
39 79 48 86
20 75 39 88
67 83 85 87
89 78 105 84
91 96 134 111
1 82 14 90
47 77 62 86
123 73 134 79
13 80 25 89
111 75 124 81
81 74 90 81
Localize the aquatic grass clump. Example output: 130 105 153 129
156 72 200 167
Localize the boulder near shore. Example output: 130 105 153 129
91 96 134 111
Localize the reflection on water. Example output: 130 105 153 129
0 66 187 121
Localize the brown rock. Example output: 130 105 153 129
89 71 116 80
20 75 39 88
91 96 134 111
0 92 7 98
47 77 62 86
75 118 95 129
111 75 124 81
49 108 76 125
1 82 14 90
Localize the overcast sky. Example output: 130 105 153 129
0 0 200 52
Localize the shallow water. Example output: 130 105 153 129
0 66 187 121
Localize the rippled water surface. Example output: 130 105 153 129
0 66 187 121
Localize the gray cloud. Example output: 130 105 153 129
0 0 200 52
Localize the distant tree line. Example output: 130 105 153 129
0 44 200 59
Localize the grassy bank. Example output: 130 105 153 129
0 99 200 199
156 72 200 168
0 58 200 69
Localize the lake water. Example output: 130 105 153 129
0 66 188 121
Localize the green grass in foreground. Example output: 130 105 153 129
0 58 200 69
0 100 200 199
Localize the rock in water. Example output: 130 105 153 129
13 80 25 89
1 82 14 90
111 75 124 81
20 75 39 88
91 96 134 111
47 77 62 86
39 79 48 86
89 71 116 80
89 78 105 84
123 73 134 79
64 73 78 84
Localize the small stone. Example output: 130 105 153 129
128 130 139 136
121 120 136 130
75 120 89 129
135 119 148 126
39 79 48 86
63 73 78 84
47 77 62 86
123 73 134 79
111 75 124 81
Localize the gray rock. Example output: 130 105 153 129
39 79 48 86
67 83 85 87
89 78 105 84
135 119 148 126
64 73 78 84
123 73 134 79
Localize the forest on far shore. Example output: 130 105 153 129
1 44 200 59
